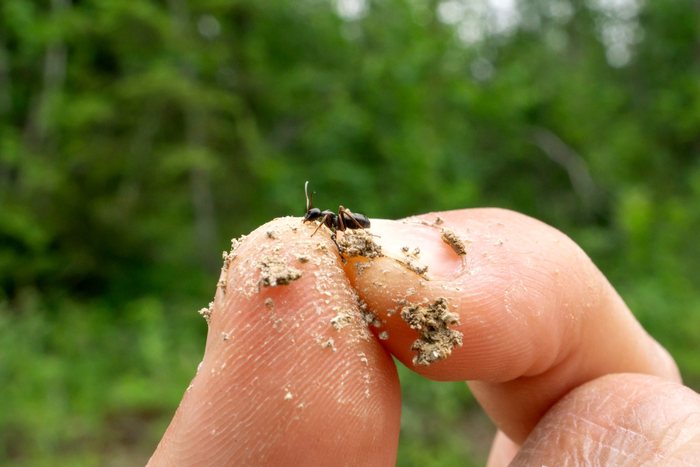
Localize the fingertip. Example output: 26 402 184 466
343 216 473 380
150 217 401 466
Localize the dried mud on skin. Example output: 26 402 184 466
354 260 373 276
217 235 247 290
257 255 303 290
337 229 383 259
400 297 463 366
400 246 429 277
359 300 382 328
330 309 354 331
201 236 246 324
198 301 214 324
441 228 467 256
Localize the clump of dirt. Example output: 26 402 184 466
330 308 354 331
354 259 373 275
219 235 247 291
360 301 382 328
401 246 429 277
294 253 310 263
257 256 302 290
389 297 408 316
400 297 463 366
337 229 383 259
198 301 214 325
225 235 245 264
441 228 467 256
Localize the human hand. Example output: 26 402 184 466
147 209 699 466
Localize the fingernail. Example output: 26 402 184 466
366 219 466 281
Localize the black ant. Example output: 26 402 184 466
303 181 371 264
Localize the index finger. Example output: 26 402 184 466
344 208 680 444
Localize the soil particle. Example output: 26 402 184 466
219 235 247 291
222 332 230 341
390 298 408 316
400 297 463 366
406 262 428 276
322 338 335 349
294 253 311 263
441 228 467 256
198 301 214 324
337 229 383 259
360 301 382 328
224 235 245 265
257 256 302 290
401 246 421 256
266 229 278 239
378 331 389 340
400 246 429 277
330 308 354 330
354 259 373 275
409 216 444 227
265 298 274 307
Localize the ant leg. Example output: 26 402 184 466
334 208 349 265
336 206 347 232
309 213 346 265
330 232 346 266
311 215 330 237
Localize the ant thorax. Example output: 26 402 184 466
302 181 372 264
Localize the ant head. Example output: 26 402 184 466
304 181 316 213
304 207 322 222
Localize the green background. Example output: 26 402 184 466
2 0 700 465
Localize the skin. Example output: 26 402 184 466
148 209 700 466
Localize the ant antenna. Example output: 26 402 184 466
304 181 315 212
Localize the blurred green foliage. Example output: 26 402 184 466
1 0 700 464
